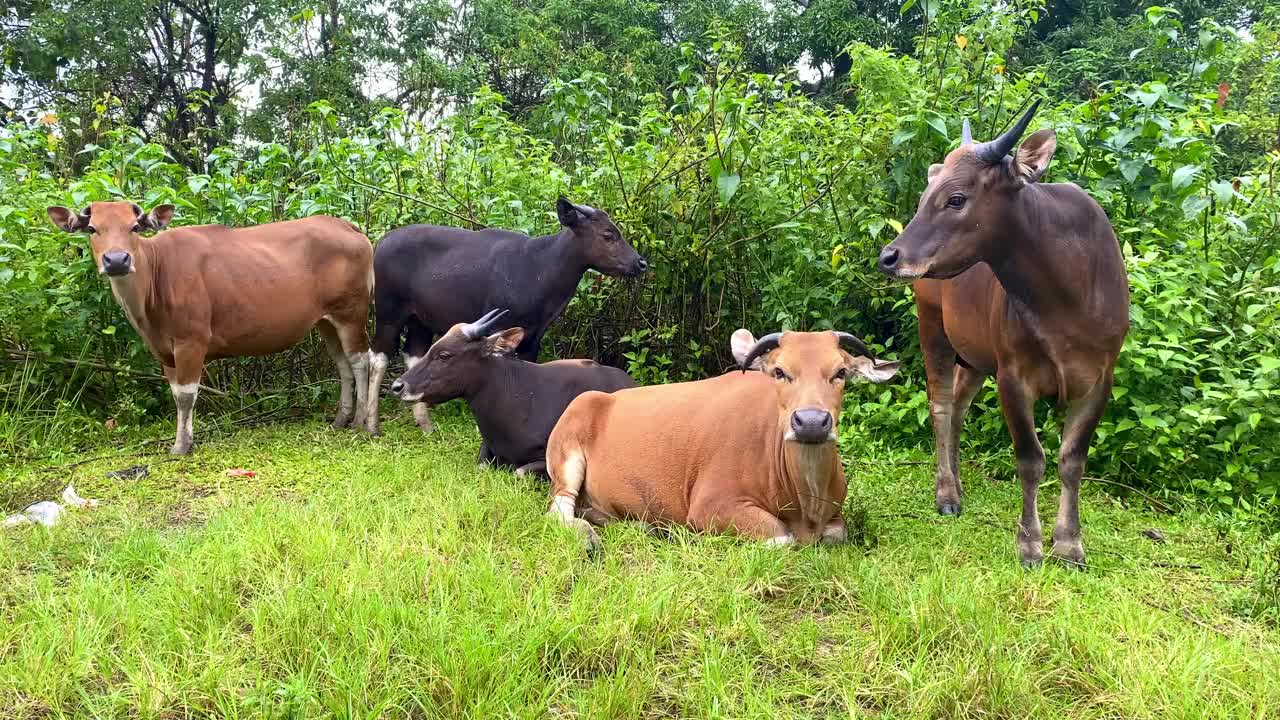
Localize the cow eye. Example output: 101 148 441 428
947 194 967 209
773 367 789 381
833 368 849 382
437 352 452 361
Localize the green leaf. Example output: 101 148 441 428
0 267 12 285
1259 356 1280 373
1209 179 1234 204
1171 165 1199 190
1118 158 1145 184
103 325 116 335
716 173 741 205
891 128 916 146
1110 128 1140 149
924 115 947 138
1181 194 1210 218
1133 89 1161 107
899 0 917 15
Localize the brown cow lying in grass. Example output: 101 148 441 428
545 329 900 551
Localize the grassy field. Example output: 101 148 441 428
1 403 1278 719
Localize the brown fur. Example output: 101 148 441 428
545 331 899 550
47 201 374 455
879 117 1129 567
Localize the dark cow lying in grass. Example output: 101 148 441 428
545 329 900 551
390 309 636 477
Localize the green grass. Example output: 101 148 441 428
1 403 1277 719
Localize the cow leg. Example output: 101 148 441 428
820 516 848 545
690 498 791 545
947 364 985 490
515 460 548 480
997 373 1046 567
329 317 372 433
476 443 495 468
546 445 601 552
919 306 964 515
1050 376 1112 568
368 296 409 437
403 317 435 435
165 342 206 456
317 321 354 429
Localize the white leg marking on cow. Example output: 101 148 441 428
550 494 577 521
365 351 388 434
169 382 199 455
821 521 848 545
548 450 600 552
334 353 355 424
412 402 434 434
765 534 796 547
347 351 370 427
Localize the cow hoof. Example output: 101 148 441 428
1018 543 1044 569
417 423 434 436
568 518 601 554
331 414 353 430
936 501 962 516
363 422 382 437
1050 541 1087 569
170 442 193 456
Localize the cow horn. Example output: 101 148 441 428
740 332 783 372
961 118 973 145
462 308 509 340
834 331 875 360
974 98 1041 164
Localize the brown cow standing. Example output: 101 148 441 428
545 330 900 550
47 201 375 455
877 100 1130 567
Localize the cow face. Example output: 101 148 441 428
877 100 1058 280
739 330 900 445
47 201 174 277
390 309 522 404
556 197 648 278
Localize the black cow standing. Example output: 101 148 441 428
390 309 637 477
365 197 647 436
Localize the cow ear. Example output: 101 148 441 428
142 204 175 231
848 356 901 384
730 329 757 367
926 163 944 184
48 206 88 233
484 327 525 356
1014 129 1056 186
556 197 584 227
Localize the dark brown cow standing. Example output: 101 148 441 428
47 201 374 455
877 101 1130 567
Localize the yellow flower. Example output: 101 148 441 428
955 34 968 50
39 112 58 126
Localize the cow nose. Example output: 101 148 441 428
790 408 834 444
390 379 405 395
102 250 132 276
877 246 900 273
631 256 649 275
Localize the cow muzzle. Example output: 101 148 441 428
626 256 649 277
788 407 834 444
101 250 133 277
390 377 424 402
